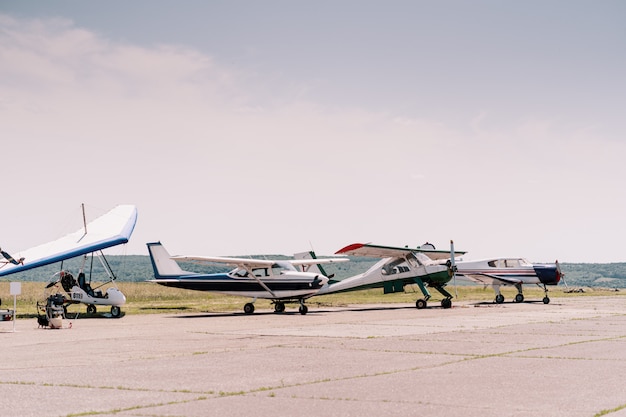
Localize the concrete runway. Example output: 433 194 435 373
2 296 626 417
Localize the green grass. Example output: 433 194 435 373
1 281 623 318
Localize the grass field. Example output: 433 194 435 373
1 281 622 319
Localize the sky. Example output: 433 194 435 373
1 1 625 263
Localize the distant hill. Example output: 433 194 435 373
2 255 626 289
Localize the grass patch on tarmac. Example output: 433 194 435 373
2 281 624 318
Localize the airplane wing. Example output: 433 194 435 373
458 272 522 286
0 205 138 277
335 243 463 260
290 258 349 266
171 255 277 268
171 255 348 268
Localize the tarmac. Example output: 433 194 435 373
2 296 626 417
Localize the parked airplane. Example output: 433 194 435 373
146 241 348 315
315 241 465 309
455 257 563 304
0 204 138 320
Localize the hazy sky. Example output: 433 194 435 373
1 1 625 262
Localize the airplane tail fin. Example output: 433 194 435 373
146 242 189 279
294 250 341 283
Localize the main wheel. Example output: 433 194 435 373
274 302 285 313
416 299 427 309
514 293 524 303
243 303 255 314
87 304 97 315
495 294 504 304
299 305 308 315
543 296 550 304
111 306 121 318
441 298 452 309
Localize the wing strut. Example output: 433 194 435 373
243 266 276 298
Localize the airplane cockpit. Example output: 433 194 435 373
379 251 436 275
487 258 532 268
231 262 297 278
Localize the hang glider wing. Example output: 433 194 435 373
0 205 138 277
459 272 523 286
336 243 464 260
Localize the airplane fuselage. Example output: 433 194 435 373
153 271 328 300
317 257 450 295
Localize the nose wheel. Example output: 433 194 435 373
298 300 308 315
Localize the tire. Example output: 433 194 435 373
495 294 504 304
87 304 97 315
416 299 427 309
244 303 255 314
111 306 121 318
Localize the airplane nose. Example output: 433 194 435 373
313 275 329 286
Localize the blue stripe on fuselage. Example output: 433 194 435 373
154 273 323 292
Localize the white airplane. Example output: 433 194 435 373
146 241 348 315
0 204 138 321
315 241 466 309
455 257 563 304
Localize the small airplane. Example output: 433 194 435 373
0 204 138 321
146 241 349 315
315 241 465 309
455 257 563 304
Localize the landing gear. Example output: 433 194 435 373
274 302 285 313
299 304 308 315
86 304 97 315
541 284 550 304
243 303 255 314
416 299 427 309
441 298 452 309
514 283 524 303
110 305 121 318
298 299 308 315
495 294 505 304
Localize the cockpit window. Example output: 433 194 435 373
488 259 525 268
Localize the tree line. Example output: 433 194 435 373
2 255 626 288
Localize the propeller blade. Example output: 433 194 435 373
45 279 60 289
451 240 458 298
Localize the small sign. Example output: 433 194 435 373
10 282 21 296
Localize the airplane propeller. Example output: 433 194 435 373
556 260 567 288
448 240 458 298
45 279 60 289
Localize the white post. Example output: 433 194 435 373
10 282 21 333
